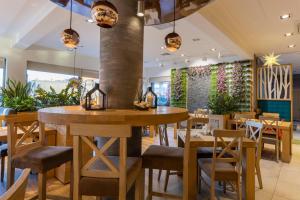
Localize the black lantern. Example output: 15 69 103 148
143 86 158 108
61 0 80 48
85 83 107 110
91 0 119 28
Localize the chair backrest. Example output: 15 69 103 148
259 116 280 136
183 118 193 200
211 129 245 178
0 107 17 127
158 124 169 146
70 123 132 198
263 112 280 118
246 121 263 160
235 113 255 130
0 168 30 200
5 112 43 158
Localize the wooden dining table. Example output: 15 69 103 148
178 133 256 200
227 119 293 163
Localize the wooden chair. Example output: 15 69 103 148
142 118 193 200
235 113 255 130
198 129 244 200
245 121 263 189
259 116 281 162
6 112 73 200
70 123 144 200
263 112 280 118
0 168 31 200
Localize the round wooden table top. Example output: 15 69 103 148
38 106 189 126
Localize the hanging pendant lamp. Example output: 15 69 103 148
61 0 80 49
165 0 182 52
69 48 81 88
91 0 119 28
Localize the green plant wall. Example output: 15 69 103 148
170 68 187 108
171 62 253 111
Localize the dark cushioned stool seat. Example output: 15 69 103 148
198 158 238 180
0 144 7 157
12 146 73 173
142 145 183 171
80 156 141 197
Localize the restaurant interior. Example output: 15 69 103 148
0 0 300 199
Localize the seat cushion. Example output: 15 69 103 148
198 158 238 181
142 145 183 171
0 144 7 157
12 146 73 173
80 156 141 197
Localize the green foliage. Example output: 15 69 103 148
208 93 239 115
35 81 81 108
170 68 187 108
1 79 36 112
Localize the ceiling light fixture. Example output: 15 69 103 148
86 18 95 23
137 0 145 17
211 48 216 51
288 44 296 48
181 54 185 57
68 48 81 88
165 0 182 52
161 46 165 50
61 0 80 49
280 14 291 20
284 32 293 37
91 0 119 28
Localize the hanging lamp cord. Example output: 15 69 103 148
69 0 73 29
173 0 176 32
73 48 76 76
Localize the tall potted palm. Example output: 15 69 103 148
207 93 238 129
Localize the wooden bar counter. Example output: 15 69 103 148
38 106 189 183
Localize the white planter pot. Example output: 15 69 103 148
208 114 230 130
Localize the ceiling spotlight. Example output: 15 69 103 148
181 54 185 57
86 18 95 23
91 0 119 28
161 46 166 50
280 14 291 20
284 32 293 37
185 59 190 63
288 44 296 48
211 48 216 51
137 0 145 17
159 63 164 67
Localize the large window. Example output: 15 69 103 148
27 61 98 92
151 81 170 106
0 57 6 87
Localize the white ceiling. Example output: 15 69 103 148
1 0 300 72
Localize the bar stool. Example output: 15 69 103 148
6 113 73 200
70 123 144 200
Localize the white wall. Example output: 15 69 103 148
0 37 100 83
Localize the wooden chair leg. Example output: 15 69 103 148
38 173 47 200
210 180 215 200
147 169 153 200
163 170 170 192
70 161 74 200
198 166 201 193
255 162 263 189
157 169 162 181
236 179 241 200
6 164 15 189
0 156 4 182
276 141 279 162
135 169 145 200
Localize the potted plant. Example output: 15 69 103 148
1 79 37 112
207 93 239 129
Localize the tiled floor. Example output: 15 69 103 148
1 127 300 200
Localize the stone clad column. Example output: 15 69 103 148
100 0 144 109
